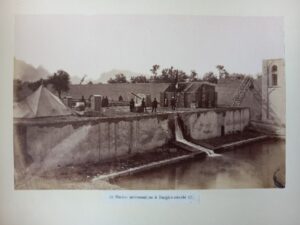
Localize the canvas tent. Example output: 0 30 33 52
14 85 72 118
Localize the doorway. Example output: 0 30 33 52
221 126 225 136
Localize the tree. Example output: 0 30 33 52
150 67 170 83
108 73 128 83
150 66 188 83
189 70 201 82
216 65 229 79
27 78 48 92
176 69 189 82
48 70 70 98
130 75 149 83
14 79 24 101
150 64 160 77
14 79 23 92
87 81 93 85
203 72 218 84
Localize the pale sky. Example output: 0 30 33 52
15 15 284 80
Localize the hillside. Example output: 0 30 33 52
14 58 50 82
95 69 148 84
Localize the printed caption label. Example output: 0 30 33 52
102 191 200 203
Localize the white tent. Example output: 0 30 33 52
14 85 72 118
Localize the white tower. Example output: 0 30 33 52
261 59 285 129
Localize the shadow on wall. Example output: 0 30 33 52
14 117 172 173
14 108 250 173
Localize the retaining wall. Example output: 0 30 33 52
178 108 250 140
14 108 250 172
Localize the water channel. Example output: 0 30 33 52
112 139 285 189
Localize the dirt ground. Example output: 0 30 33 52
15 147 188 189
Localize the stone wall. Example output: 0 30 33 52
14 115 170 172
14 108 250 172
178 108 250 141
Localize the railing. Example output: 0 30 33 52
231 77 253 107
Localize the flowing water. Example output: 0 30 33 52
112 139 285 189
174 117 220 157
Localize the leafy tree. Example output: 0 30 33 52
203 72 218 84
216 65 229 79
150 66 188 83
108 73 128 84
87 81 93 85
150 64 160 77
48 70 70 98
176 69 189 82
150 67 170 83
14 79 23 92
189 70 201 82
130 75 149 83
14 79 25 101
27 78 48 92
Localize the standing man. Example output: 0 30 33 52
141 98 146 113
170 96 176 110
101 97 106 107
81 95 86 105
164 97 168 107
129 98 135 112
152 98 158 113
105 96 109 107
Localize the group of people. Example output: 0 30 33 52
80 95 176 112
129 97 158 113
129 96 176 113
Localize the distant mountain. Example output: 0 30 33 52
14 59 149 84
14 58 50 82
95 69 148 84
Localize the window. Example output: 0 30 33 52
272 74 278 86
271 65 278 86
272 65 278 72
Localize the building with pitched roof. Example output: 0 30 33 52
161 82 217 108
13 85 72 118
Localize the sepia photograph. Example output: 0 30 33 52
13 15 285 190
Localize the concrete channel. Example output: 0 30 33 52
92 122 269 182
